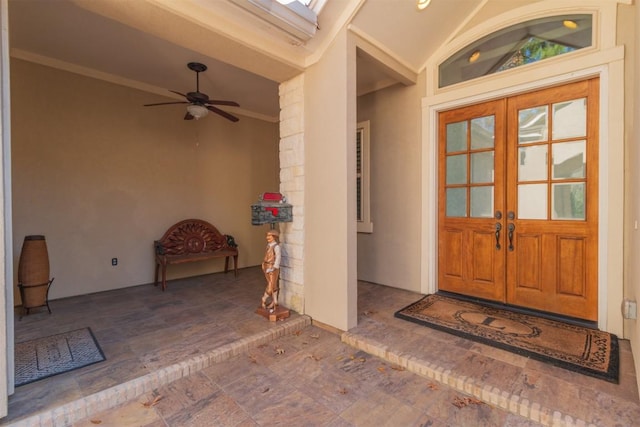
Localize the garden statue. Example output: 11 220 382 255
261 229 281 312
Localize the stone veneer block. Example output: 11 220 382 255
509 394 520 413
491 387 501 405
51 407 69 427
441 369 451 386
552 411 564 427
454 375 465 390
434 366 444 382
530 401 541 422
539 407 551 426
499 390 510 409
463 377 475 395
519 398 530 417
481 384 492 402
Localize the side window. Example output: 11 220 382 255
357 121 373 233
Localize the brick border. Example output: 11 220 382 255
7 316 312 427
341 331 596 427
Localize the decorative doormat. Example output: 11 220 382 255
15 327 105 387
395 294 619 383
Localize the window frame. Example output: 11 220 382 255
357 120 373 233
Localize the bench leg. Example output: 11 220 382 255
154 262 159 287
234 254 238 277
224 256 238 277
161 263 167 291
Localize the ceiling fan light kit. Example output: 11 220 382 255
186 104 209 119
143 62 240 122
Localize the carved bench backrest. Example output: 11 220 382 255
155 219 233 255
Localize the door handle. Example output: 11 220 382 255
495 223 502 250
508 223 515 251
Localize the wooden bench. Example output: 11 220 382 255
154 219 239 291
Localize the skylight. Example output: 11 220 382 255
228 0 320 42
276 0 326 13
277 0 312 5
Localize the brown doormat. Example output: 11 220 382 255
395 294 619 383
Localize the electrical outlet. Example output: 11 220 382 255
622 299 637 319
111 258 118 266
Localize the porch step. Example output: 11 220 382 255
341 330 597 427
6 316 312 427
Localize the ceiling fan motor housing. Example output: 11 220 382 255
187 91 209 104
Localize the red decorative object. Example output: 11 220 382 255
251 192 293 225
262 192 284 202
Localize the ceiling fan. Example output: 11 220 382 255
144 62 240 122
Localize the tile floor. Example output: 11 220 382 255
3 267 639 426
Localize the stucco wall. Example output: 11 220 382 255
10 59 279 302
303 28 358 331
622 0 640 393
356 74 425 292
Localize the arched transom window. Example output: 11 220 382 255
439 14 593 88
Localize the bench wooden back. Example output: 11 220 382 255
155 219 234 256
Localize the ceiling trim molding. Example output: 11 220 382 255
10 49 278 123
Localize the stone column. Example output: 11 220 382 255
278 74 305 313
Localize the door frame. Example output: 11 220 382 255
421 59 625 335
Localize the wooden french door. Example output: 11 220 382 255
438 78 599 321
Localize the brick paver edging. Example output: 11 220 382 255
7 315 312 427
341 331 596 427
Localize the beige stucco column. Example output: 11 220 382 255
0 0 12 415
300 29 358 331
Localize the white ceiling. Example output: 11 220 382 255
7 0 527 122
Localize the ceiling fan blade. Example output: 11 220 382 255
205 100 240 107
169 90 188 98
184 112 194 120
206 105 239 122
144 101 189 107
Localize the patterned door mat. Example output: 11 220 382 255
395 294 619 383
15 327 105 386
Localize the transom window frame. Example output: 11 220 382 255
438 13 595 89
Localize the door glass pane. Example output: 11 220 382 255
471 186 493 218
552 141 586 179
471 152 494 183
446 188 467 217
552 183 585 220
446 121 467 152
470 116 495 149
518 145 548 181
518 106 548 143
552 98 586 140
446 154 467 184
518 183 547 219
